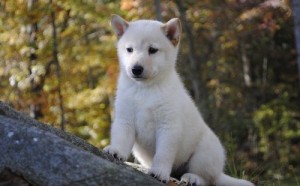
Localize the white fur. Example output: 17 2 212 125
104 15 254 186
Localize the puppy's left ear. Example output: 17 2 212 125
162 18 182 46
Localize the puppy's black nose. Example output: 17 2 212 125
132 65 144 76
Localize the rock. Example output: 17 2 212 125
0 101 164 186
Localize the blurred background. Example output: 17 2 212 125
0 0 299 185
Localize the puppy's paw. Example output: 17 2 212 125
103 145 127 162
180 173 205 186
148 167 170 183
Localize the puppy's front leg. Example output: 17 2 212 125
149 128 179 183
104 118 135 161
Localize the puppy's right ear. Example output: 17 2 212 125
111 14 129 38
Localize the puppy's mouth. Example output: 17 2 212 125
131 75 146 81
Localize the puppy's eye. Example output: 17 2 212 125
126 47 133 53
148 47 158 55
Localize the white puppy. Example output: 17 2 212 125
104 14 254 186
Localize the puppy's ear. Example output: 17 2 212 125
111 14 129 38
162 18 182 46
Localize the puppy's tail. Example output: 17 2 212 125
215 173 255 186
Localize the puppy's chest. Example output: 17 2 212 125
134 103 159 136
132 97 166 143
123 85 170 142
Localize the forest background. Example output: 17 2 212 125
0 0 299 185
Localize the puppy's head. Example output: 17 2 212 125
111 15 182 82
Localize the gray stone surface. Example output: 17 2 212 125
0 101 164 186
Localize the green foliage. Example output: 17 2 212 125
0 0 299 184
0 0 120 147
254 92 299 180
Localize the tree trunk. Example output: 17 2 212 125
241 43 252 87
0 101 165 186
291 0 300 85
50 0 65 131
154 0 163 21
27 0 43 120
174 0 202 105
